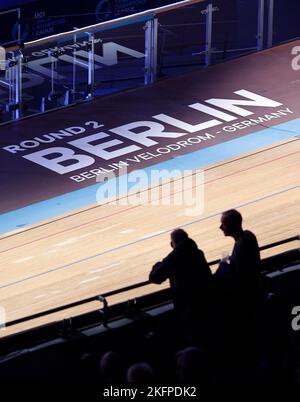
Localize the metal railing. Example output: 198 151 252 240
4 234 300 330
23 0 207 48
0 0 285 125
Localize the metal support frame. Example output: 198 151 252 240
87 32 95 99
40 96 45 112
144 16 158 85
267 0 274 48
72 32 77 103
152 17 158 83
14 51 22 120
48 50 56 101
257 0 265 51
204 3 213 67
144 19 151 85
3 51 22 119
1 0 281 124
3 235 299 330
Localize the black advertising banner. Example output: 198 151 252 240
1 40 300 214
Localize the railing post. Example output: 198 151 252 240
5 51 22 120
17 8 21 46
257 0 265 51
47 49 56 100
98 295 109 327
205 3 213 67
87 32 95 99
14 50 22 120
152 16 158 83
64 89 70 106
144 18 151 85
41 96 45 112
267 0 274 48
72 32 77 103
144 15 158 85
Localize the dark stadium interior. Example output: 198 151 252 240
0 0 300 394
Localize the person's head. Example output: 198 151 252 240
176 346 209 384
220 209 243 238
99 351 123 383
170 228 189 249
257 357 283 384
126 362 154 384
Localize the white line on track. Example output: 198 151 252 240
119 229 134 234
43 249 58 255
12 256 33 263
141 231 165 240
55 237 78 247
34 294 46 299
80 276 101 285
79 224 122 239
89 261 122 274
1 184 299 291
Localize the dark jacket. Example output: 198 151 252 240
149 238 211 323
231 230 261 286
214 230 261 301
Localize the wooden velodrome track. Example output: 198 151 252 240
0 137 300 337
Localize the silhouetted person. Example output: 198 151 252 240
99 351 124 384
176 346 210 385
215 209 261 354
217 209 261 298
257 357 284 385
149 229 211 344
79 353 99 386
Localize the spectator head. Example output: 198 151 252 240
170 228 189 249
296 367 300 385
176 346 209 384
220 209 243 238
257 357 283 384
99 351 123 383
126 362 154 384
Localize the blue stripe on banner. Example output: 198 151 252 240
1 118 300 234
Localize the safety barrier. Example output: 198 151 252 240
0 0 297 124
3 234 299 330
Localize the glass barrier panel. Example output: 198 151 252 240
0 8 20 47
0 54 19 124
20 32 91 117
272 0 300 45
157 3 206 78
211 0 259 64
93 20 147 96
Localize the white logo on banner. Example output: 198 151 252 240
2 89 294 181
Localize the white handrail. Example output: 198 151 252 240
23 0 206 48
